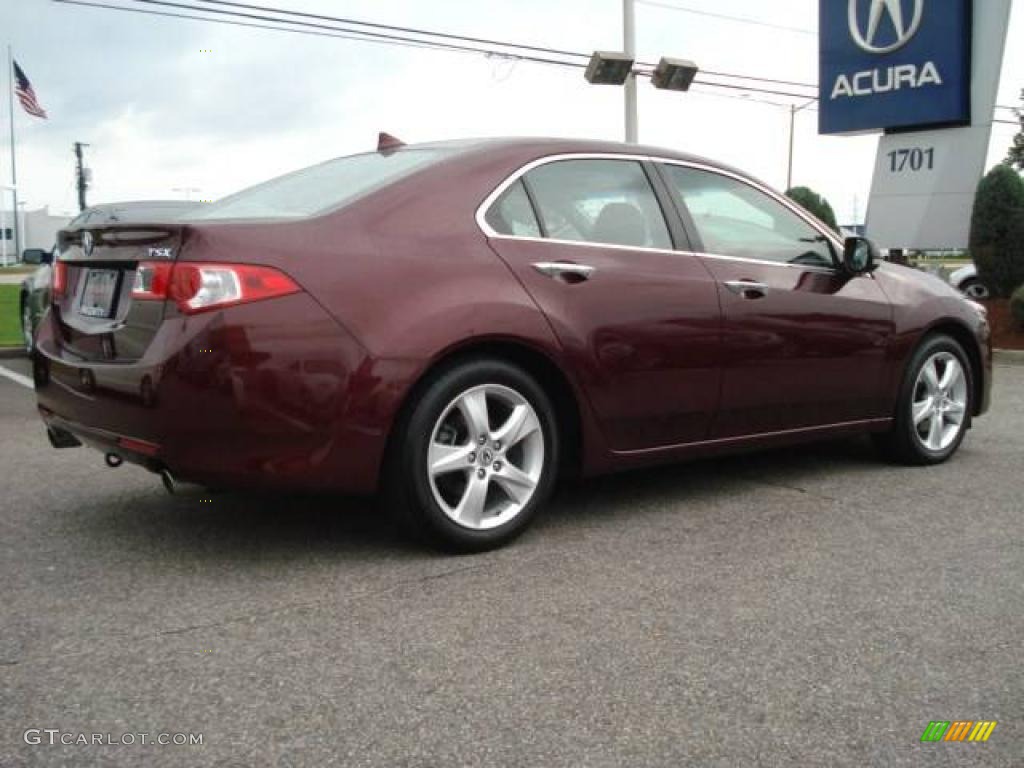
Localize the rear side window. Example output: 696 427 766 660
523 159 672 250
188 148 455 221
485 180 542 237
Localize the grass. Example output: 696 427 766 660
0 284 24 347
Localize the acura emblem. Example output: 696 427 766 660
848 0 925 54
82 231 94 256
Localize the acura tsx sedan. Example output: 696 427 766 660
32 136 991 551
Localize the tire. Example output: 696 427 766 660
958 278 990 300
385 358 559 553
20 294 34 354
873 334 973 465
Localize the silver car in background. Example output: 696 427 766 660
948 263 991 299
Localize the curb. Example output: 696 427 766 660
993 349 1024 366
0 347 27 360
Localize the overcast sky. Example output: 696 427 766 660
2 0 1021 224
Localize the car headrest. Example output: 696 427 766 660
591 202 646 247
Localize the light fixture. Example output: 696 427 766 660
584 51 635 86
651 57 699 92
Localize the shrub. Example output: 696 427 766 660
1011 284 1024 329
785 186 839 233
969 166 1024 297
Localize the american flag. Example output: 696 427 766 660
13 61 48 119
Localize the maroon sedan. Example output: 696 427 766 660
33 137 991 551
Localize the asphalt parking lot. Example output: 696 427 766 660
1 356 1021 767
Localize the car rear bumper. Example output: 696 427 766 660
32 294 406 494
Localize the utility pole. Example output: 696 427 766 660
786 105 796 191
623 0 638 143
74 142 89 212
786 97 817 191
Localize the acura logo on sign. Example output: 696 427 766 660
848 0 925 54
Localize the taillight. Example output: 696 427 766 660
131 262 173 300
131 261 300 314
52 260 68 299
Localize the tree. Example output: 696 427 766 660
1006 88 1024 172
785 186 839 232
969 165 1024 297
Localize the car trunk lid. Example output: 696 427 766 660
52 223 187 363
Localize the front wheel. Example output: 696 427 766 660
958 278 990 300
874 334 973 465
386 359 559 552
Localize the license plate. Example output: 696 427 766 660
79 269 120 318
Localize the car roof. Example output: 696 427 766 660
402 136 759 186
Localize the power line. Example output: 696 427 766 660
190 0 593 62
54 0 1024 121
57 0 823 102
100 0 587 65
188 0 820 91
636 0 815 35
54 0 483 55
189 0 820 91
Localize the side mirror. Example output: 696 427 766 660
22 248 52 266
842 237 878 275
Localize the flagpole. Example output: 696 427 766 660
7 45 20 266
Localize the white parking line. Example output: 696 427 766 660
0 364 34 390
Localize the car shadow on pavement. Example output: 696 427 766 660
71 437 883 565
546 436 881 518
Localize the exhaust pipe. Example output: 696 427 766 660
46 426 82 449
160 468 176 495
105 453 123 468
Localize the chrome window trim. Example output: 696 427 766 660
474 152 844 272
682 251 839 275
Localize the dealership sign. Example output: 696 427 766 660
816 0 1011 249
819 0 972 135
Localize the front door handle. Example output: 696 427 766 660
532 261 596 282
723 280 769 299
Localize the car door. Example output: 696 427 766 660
481 157 722 451
657 162 893 438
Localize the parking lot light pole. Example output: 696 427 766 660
584 2 697 144
623 0 638 143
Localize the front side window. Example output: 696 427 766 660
523 160 672 250
664 165 835 268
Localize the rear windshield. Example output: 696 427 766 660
186 148 454 221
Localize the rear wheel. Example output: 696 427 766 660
874 334 972 465
386 359 558 552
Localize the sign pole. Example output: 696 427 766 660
6 45 19 266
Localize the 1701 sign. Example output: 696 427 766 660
886 147 935 174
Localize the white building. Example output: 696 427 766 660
0 205 74 263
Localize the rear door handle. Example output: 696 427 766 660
532 262 596 282
723 280 769 299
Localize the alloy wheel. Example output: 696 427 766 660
911 351 968 452
962 281 990 300
427 384 545 530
